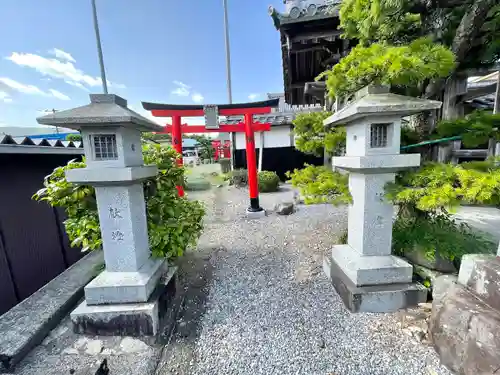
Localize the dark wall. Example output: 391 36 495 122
234 147 323 180
0 153 83 315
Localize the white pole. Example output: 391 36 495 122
91 0 108 94
223 0 237 170
222 0 233 104
258 132 264 172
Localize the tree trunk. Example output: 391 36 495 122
452 0 497 64
409 110 436 139
426 0 495 99
409 110 437 161
442 76 467 121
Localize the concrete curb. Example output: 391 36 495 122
0 250 103 372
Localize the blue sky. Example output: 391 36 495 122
0 0 285 128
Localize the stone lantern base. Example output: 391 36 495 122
70 266 179 337
323 254 427 313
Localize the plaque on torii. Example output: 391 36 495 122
142 99 280 217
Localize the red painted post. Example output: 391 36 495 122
171 115 185 197
244 113 262 212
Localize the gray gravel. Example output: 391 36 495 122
159 186 452 375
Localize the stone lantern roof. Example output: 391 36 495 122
324 85 442 127
37 94 164 133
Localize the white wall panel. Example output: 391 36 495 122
235 126 292 150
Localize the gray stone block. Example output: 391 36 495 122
71 300 160 337
274 202 295 215
72 266 178 337
458 253 495 286
330 244 413 286
464 256 500 312
430 283 500 375
0 251 103 372
324 256 427 313
432 274 458 311
245 208 267 219
84 258 165 305
405 246 457 273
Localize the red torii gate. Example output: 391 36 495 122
142 99 280 215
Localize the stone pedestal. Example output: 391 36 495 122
37 94 177 336
246 208 267 219
322 85 441 312
72 266 178 337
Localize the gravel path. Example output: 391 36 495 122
157 186 452 375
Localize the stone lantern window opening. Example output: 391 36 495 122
91 134 118 160
370 123 390 148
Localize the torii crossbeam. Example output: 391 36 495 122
142 99 280 216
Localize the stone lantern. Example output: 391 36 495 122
323 85 442 313
37 94 174 336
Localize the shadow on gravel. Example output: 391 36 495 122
155 246 220 375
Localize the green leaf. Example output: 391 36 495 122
33 143 205 261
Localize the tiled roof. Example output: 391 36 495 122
0 134 84 155
221 105 324 126
221 113 297 126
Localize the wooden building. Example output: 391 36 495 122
269 0 353 106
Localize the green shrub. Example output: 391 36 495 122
186 178 212 191
392 213 496 263
258 171 280 192
289 160 500 263
286 164 352 205
66 133 82 142
338 230 348 245
33 144 205 260
228 169 248 187
219 159 231 174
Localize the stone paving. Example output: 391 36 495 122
157 186 452 375
13 184 496 374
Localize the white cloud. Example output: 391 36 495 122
49 89 70 101
172 87 190 96
0 91 12 103
191 93 204 103
6 51 125 90
48 48 76 63
131 104 207 128
248 93 260 100
65 80 89 91
171 81 204 103
0 77 71 101
0 77 46 95
173 81 190 89
109 81 126 89
171 81 190 96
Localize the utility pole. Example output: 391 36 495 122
223 0 233 104
223 0 237 170
42 109 60 134
91 0 108 94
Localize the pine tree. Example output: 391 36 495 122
322 0 500 135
